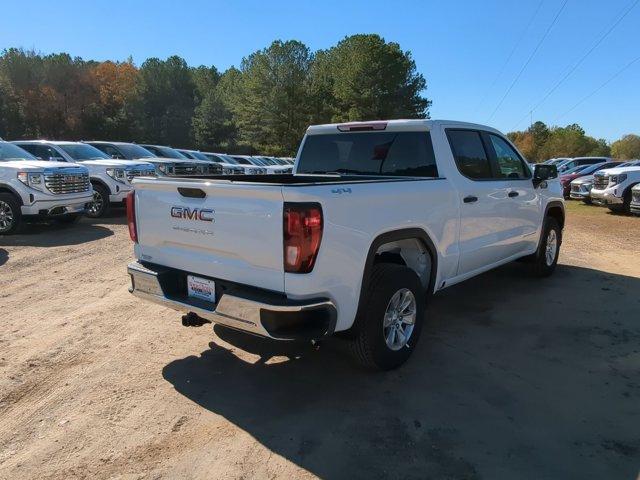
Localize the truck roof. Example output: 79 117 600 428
306 119 504 135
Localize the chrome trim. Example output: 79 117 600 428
127 262 335 340
43 167 90 195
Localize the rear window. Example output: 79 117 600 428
296 132 438 177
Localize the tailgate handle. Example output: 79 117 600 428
178 187 206 198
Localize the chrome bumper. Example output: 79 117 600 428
127 262 336 340
590 190 622 206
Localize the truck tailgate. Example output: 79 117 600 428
133 178 285 292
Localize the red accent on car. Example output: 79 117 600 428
126 191 138 243
337 121 387 132
283 203 323 273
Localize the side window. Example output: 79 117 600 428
18 144 42 158
102 145 125 159
447 130 492 180
379 132 439 177
488 134 529 179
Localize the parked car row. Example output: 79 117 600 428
0 138 294 233
542 156 640 215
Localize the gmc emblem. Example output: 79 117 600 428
170 206 215 222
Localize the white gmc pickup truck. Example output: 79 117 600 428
127 120 565 369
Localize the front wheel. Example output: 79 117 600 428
0 193 22 235
351 263 425 370
86 184 110 218
531 217 561 277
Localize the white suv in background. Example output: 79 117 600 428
0 141 93 234
14 140 156 218
590 164 640 214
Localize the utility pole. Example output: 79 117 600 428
530 110 533 129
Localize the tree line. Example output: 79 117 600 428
2 37 638 161
508 121 640 162
0 35 429 156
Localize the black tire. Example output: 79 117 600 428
56 213 82 224
531 217 561 277
0 192 22 235
86 183 110 218
582 198 592 205
621 189 633 215
351 263 425 370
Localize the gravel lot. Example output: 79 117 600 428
1 204 639 480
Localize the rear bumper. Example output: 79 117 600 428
127 261 336 341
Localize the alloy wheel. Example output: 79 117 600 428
383 288 417 351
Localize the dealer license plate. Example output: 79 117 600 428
187 275 216 303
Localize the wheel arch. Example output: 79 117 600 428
360 228 439 299
544 201 565 230
0 184 24 206
90 177 112 193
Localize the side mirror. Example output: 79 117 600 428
533 164 558 187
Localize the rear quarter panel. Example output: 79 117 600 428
282 179 459 332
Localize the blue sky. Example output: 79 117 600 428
1 0 638 141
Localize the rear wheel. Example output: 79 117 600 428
351 263 425 370
531 217 561 277
0 193 21 235
86 184 109 218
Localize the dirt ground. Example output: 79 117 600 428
0 204 639 480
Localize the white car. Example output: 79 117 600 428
0 141 93 234
590 164 640 214
126 119 564 370
85 142 218 178
178 150 244 175
13 140 156 218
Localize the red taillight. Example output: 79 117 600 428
283 203 323 273
126 191 138 243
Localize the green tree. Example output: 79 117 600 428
309 34 430 123
135 55 196 146
192 89 237 151
611 134 640 159
233 40 313 155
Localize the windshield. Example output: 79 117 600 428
188 151 209 161
59 143 110 160
0 142 38 161
563 165 590 175
296 131 438 177
259 157 276 165
232 156 252 165
151 146 187 159
118 144 156 159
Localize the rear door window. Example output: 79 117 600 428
446 130 492 180
487 134 530 179
296 132 438 177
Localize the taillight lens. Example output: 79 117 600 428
283 203 323 273
126 191 137 243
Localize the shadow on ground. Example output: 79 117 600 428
0 217 116 247
0 248 7 266
163 263 640 479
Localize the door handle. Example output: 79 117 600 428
508 191 519 198
463 195 478 204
